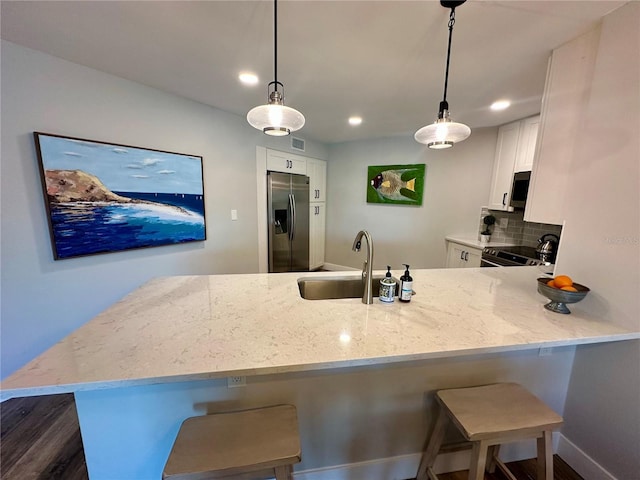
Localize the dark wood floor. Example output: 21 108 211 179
1 394 583 480
415 455 582 480
1 394 87 480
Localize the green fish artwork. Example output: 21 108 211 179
367 164 426 205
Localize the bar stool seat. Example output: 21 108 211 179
416 383 563 480
163 404 301 480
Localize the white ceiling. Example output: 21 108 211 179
1 1 626 144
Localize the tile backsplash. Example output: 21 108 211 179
478 207 562 247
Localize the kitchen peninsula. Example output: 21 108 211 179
2 267 637 479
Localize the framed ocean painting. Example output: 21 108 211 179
34 132 206 260
367 163 426 205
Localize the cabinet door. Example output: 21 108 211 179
524 28 598 224
514 115 540 173
464 247 482 268
446 242 465 268
309 203 326 270
446 242 482 268
266 150 307 175
488 121 520 211
307 159 327 202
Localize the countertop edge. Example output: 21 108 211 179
3 331 638 400
445 235 517 249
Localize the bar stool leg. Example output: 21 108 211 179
537 430 554 480
468 440 489 480
486 444 501 473
274 464 293 480
416 408 449 480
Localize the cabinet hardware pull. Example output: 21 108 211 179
460 251 465 260
502 192 507 206
465 252 469 261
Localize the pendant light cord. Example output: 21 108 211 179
273 0 278 92
441 8 456 111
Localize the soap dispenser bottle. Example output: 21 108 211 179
379 266 396 303
399 264 413 303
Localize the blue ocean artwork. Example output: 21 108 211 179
34 133 206 259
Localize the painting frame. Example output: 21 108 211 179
367 163 426 206
34 132 207 260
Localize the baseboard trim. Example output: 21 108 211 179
293 450 472 480
292 435 563 480
557 434 617 480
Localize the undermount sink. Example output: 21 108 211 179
298 275 399 300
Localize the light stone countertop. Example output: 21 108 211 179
1 267 638 400
445 235 517 249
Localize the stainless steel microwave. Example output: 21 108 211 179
510 171 531 210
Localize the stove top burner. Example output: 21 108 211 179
493 245 539 258
482 245 550 267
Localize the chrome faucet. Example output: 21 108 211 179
352 230 374 304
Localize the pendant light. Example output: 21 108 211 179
247 0 305 136
415 0 471 149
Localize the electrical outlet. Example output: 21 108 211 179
227 376 246 388
499 217 508 228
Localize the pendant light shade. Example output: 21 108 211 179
415 1 470 148
247 84 305 136
414 106 471 149
247 0 304 136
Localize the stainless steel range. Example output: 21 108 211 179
481 245 551 268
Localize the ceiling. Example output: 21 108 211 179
1 1 625 144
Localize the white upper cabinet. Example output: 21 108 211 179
488 121 521 210
307 159 326 203
514 115 540 173
524 27 599 225
488 115 541 211
266 150 307 176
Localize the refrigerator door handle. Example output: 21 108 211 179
289 193 296 242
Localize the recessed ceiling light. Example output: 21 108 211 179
239 72 259 86
490 100 511 111
348 116 362 126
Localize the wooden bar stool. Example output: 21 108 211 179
416 383 563 480
163 404 301 480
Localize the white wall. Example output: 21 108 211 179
325 130 497 270
0 41 328 378
553 3 640 478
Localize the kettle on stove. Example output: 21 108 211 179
536 234 559 262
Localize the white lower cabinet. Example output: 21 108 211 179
446 241 482 268
309 203 326 270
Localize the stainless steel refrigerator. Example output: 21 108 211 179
267 172 310 272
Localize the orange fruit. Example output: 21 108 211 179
561 286 578 292
546 280 557 288
554 275 573 288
